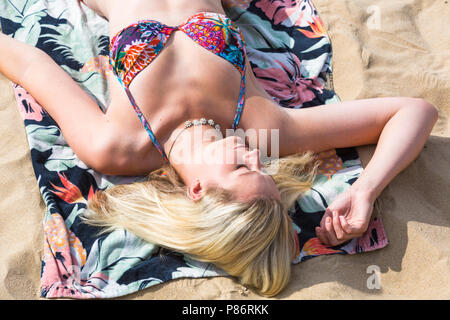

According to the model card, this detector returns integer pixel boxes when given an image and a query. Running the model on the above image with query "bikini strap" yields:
[117,78,169,162]
[231,25,247,130]
[232,62,246,130]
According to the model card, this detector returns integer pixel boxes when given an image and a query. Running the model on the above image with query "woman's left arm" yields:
[279,97,439,245]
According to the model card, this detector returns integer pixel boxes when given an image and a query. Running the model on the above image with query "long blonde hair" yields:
[82,152,318,297]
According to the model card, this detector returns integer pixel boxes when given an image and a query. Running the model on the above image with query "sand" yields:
[0,0,449,299]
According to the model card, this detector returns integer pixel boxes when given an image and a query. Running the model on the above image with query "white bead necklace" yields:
[167,118,222,160]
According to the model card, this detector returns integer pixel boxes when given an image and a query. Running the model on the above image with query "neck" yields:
[163,124,223,184]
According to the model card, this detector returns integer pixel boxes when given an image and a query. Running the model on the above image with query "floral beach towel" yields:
[0,0,388,299]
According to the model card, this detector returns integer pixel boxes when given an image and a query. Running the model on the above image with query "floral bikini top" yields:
[109,12,247,162]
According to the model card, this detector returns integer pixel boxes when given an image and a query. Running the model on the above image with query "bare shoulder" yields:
[238,91,290,158]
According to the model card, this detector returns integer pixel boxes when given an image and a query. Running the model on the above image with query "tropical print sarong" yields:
[0,0,388,299]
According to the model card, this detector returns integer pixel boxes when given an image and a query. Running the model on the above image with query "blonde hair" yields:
[82,152,318,297]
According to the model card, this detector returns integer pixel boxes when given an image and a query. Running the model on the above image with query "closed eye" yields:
[235,164,248,170]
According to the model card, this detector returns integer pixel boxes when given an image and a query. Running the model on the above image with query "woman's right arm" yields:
[0,32,36,84]
[0,33,116,173]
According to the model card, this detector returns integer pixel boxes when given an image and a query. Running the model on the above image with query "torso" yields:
[81,0,286,174]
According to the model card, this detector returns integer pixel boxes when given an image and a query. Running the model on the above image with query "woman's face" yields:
[199,135,280,202]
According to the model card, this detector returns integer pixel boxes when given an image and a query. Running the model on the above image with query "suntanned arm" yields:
[280,97,438,200]
[0,32,116,172]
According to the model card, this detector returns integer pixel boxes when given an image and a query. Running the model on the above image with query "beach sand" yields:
[0,0,449,299]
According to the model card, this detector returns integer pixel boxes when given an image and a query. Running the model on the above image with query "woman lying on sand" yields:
[0,0,438,296]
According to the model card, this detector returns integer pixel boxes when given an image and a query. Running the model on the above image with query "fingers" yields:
[315,227,327,244]
[317,210,355,246]
[316,205,370,247]
[339,215,353,234]
[317,209,359,246]
[317,210,329,243]
[341,216,367,237]
[320,208,332,231]
[316,215,340,246]
[315,227,333,247]
[332,211,345,241]
[324,215,340,245]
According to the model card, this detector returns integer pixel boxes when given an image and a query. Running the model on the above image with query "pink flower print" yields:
[255,0,309,25]
[252,54,323,107]
[42,213,89,298]
[352,216,388,254]
[13,84,46,121]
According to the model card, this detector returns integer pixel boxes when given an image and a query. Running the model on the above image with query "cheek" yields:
[202,163,231,189]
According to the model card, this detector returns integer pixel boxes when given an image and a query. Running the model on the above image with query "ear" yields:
[188,178,204,202]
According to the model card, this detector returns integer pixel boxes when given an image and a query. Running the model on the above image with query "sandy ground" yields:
[0,0,449,299]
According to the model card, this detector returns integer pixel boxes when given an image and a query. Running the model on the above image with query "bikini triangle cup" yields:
[109,11,247,162]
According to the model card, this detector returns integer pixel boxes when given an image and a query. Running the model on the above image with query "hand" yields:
[315,186,375,246]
